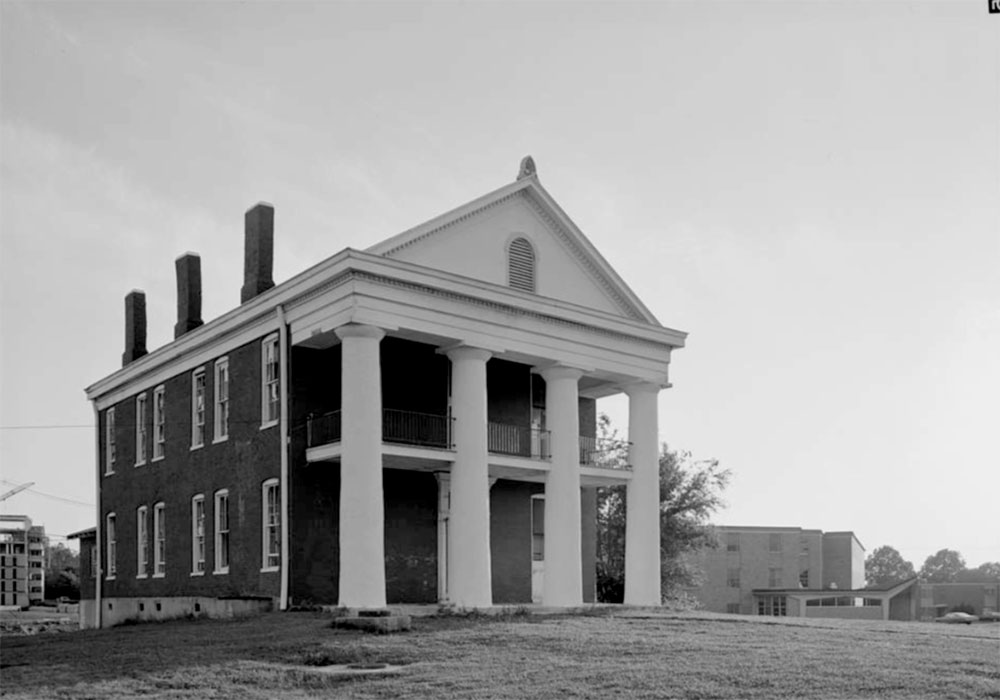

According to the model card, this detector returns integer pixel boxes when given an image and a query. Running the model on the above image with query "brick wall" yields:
[490,479,543,603]
[98,335,281,600]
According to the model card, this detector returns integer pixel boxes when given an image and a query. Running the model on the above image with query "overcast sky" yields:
[1,1,997,572]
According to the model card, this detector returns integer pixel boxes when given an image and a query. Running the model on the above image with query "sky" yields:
[1,1,997,573]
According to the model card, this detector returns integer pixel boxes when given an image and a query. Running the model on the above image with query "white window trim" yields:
[214,489,229,575]
[136,505,148,579]
[135,393,147,467]
[105,513,117,580]
[105,407,116,475]
[260,334,279,429]
[261,478,280,572]
[213,357,229,444]
[152,385,165,462]
[191,368,206,449]
[153,502,166,578]
[191,494,206,576]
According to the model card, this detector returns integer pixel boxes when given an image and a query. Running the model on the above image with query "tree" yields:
[864,546,916,587]
[918,549,966,583]
[44,543,80,600]
[595,415,729,603]
[954,562,1000,583]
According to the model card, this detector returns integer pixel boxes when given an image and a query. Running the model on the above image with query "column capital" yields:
[537,364,584,382]
[445,345,492,363]
[623,381,662,397]
[335,323,385,341]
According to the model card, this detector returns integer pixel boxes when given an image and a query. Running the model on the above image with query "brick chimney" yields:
[122,290,148,367]
[241,203,275,303]
[174,252,204,339]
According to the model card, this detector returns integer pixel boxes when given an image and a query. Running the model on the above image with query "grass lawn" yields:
[1,608,998,699]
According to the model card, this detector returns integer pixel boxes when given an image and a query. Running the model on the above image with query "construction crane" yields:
[0,482,34,502]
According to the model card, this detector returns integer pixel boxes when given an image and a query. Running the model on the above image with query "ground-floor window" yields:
[757,595,787,616]
[262,479,280,570]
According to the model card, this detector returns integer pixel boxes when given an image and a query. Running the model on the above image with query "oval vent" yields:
[507,237,536,292]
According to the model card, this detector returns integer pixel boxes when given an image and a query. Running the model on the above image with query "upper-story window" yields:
[261,335,279,427]
[214,358,229,442]
[152,385,165,461]
[135,394,147,466]
[507,236,536,293]
[105,407,116,474]
[192,369,206,448]
[769,534,783,553]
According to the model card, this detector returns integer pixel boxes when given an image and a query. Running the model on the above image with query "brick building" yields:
[80,157,687,628]
[689,526,866,617]
[0,515,47,607]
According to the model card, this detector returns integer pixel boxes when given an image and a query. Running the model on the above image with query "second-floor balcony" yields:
[305,410,631,471]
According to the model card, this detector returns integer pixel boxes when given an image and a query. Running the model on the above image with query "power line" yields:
[0,480,93,507]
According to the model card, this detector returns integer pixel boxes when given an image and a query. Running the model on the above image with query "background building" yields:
[691,525,864,616]
[0,515,47,607]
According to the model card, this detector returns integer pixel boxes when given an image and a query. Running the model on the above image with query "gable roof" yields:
[365,160,661,325]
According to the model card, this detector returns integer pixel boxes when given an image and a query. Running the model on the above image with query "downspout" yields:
[278,304,289,611]
[92,402,102,629]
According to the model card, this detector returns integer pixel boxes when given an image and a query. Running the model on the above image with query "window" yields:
[769,533,782,553]
[726,603,741,614]
[507,236,536,292]
[262,335,279,426]
[192,370,206,447]
[136,506,148,578]
[214,358,229,442]
[757,595,787,616]
[153,502,165,577]
[799,569,810,588]
[152,385,165,460]
[191,495,205,574]
[262,479,280,570]
[726,532,740,552]
[769,567,782,588]
[105,513,117,579]
[135,394,147,466]
[214,490,229,573]
[727,568,740,588]
[105,407,116,474]
[531,495,545,562]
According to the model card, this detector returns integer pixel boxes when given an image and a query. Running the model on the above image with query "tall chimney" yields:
[174,252,204,339]
[241,202,275,303]
[122,290,148,367]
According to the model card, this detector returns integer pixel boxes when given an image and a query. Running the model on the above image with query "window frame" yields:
[262,479,281,571]
[726,567,740,588]
[105,407,116,474]
[191,495,206,575]
[105,513,117,580]
[261,335,280,428]
[214,357,229,443]
[153,502,166,578]
[152,385,165,461]
[135,393,147,467]
[191,368,206,448]
[769,533,783,553]
[768,567,783,588]
[136,505,148,579]
[214,489,229,574]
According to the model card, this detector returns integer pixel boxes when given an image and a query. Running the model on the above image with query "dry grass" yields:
[2,609,998,699]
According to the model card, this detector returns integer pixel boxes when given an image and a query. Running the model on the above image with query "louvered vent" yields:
[507,237,536,292]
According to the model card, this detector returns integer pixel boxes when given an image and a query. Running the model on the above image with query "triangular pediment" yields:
[366,173,658,324]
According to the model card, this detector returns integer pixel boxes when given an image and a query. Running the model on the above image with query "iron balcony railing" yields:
[306,409,453,450]
[382,408,453,449]
[487,422,551,460]
[578,436,632,470]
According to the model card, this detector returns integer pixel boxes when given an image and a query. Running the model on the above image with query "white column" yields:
[446,346,493,608]
[541,366,584,607]
[336,324,386,609]
[624,382,661,606]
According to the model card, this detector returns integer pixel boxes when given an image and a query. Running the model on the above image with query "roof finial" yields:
[517,155,536,180]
